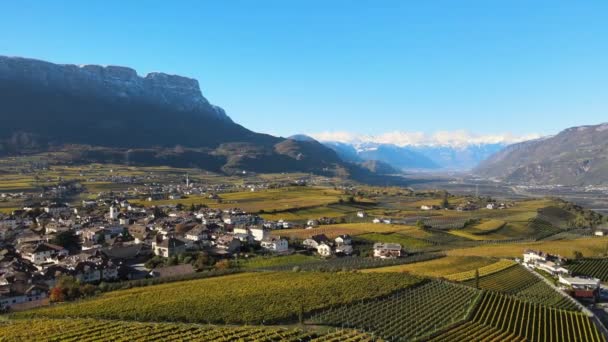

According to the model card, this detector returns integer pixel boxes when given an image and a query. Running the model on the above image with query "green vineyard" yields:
[431,291,605,342]
[568,258,608,281]
[308,280,480,341]
[462,264,578,310]
[0,318,380,342]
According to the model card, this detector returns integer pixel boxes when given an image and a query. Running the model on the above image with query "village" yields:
[0,187,405,312]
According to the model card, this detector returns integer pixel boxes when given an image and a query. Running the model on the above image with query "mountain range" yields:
[475,123,608,185]
[0,56,391,182]
[319,140,507,171]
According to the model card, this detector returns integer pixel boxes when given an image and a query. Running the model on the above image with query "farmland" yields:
[14,272,421,324]
[0,318,378,342]
[430,291,605,342]
[567,258,608,281]
[447,237,608,258]
[309,280,480,341]
[362,256,498,278]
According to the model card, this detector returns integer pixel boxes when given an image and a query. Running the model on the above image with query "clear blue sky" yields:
[2,1,607,138]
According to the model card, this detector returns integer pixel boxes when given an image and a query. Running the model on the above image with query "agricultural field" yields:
[0,318,378,342]
[462,264,578,310]
[363,256,498,278]
[282,223,415,239]
[14,272,421,324]
[446,259,516,281]
[447,237,608,259]
[356,233,433,250]
[309,280,481,341]
[254,254,445,272]
[567,258,608,281]
[431,291,604,342]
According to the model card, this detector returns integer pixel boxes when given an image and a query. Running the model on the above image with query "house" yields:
[19,243,68,265]
[536,260,568,275]
[215,235,241,253]
[260,237,289,253]
[72,262,102,283]
[356,211,366,218]
[335,244,353,255]
[152,238,187,258]
[303,234,330,249]
[486,203,498,210]
[372,218,381,224]
[306,219,318,227]
[316,242,333,257]
[523,250,547,264]
[558,275,600,290]
[594,229,608,237]
[185,226,208,242]
[420,205,438,211]
[373,243,402,259]
[249,227,269,242]
[335,235,352,246]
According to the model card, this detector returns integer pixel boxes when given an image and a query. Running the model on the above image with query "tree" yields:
[214,259,231,270]
[49,287,65,302]
[475,269,480,289]
[51,231,80,253]
[441,192,450,209]
[194,252,209,271]
[574,251,584,259]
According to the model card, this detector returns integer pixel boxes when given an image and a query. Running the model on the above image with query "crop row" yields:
[446,259,515,282]
[308,280,480,341]
[0,318,381,342]
[429,291,603,342]
[462,264,578,310]
[14,272,421,325]
[567,258,608,281]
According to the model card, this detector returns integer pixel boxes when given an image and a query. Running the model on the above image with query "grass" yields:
[237,254,319,269]
[356,233,433,250]
[15,272,421,324]
[362,256,497,278]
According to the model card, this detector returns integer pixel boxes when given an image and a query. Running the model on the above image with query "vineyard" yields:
[568,258,608,281]
[13,272,421,324]
[254,253,445,272]
[362,256,497,277]
[308,280,480,341]
[430,291,605,342]
[0,318,381,342]
[462,265,578,310]
[445,259,515,281]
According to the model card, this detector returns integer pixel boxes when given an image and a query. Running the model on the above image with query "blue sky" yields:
[2,1,607,143]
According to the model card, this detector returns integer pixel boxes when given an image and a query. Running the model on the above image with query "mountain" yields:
[0,56,365,177]
[321,140,504,171]
[409,144,507,170]
[475,123,608,185]
[358,160,400,175]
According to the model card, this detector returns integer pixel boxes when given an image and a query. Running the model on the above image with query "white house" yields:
[523,250,547,264]
[373,243,402,259]
[250,227,269,242]
[558,275,600,290]
[335,235,352,246]
[317,242,333,257]
[260,237,289,253]
[356,211,366,218]
[372,218,381,224]
[335,244,353,255]
[19,243,68,265]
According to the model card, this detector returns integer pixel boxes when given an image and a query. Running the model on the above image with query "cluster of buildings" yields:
[522,250,600,299]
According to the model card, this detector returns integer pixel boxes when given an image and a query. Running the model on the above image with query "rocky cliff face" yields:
[0,56,230,120]
[475,123,608,185]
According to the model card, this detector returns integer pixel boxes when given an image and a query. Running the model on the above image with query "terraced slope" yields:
[430,291,603,342]
[462,264,578,310]
[309,280,480,341]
